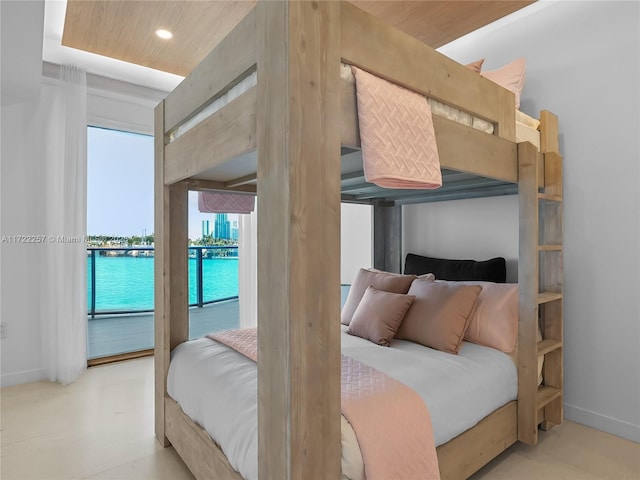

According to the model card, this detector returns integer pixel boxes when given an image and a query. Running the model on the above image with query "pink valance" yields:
[198,192,255,214]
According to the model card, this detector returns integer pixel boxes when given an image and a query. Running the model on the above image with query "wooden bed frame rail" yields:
[155,2,563,479]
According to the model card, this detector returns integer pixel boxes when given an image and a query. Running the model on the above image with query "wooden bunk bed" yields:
[154,3,564,479]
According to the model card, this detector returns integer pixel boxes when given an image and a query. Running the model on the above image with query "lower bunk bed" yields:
[163,258,544,480]
[168,324,518,480]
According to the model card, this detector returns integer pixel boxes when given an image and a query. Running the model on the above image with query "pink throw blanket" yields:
[351,66,442,190]
[208,328,440,480]
[198,192,255,214]
[208,327,258,361]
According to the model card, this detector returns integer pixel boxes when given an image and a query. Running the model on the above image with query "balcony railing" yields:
[87,246,239,318]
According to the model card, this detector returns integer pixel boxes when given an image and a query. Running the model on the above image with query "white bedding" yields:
[167,326,517,480]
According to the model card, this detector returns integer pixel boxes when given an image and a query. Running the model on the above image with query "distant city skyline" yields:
[188,193,238,240]
[87,127,238,241]
[201,215,238,241]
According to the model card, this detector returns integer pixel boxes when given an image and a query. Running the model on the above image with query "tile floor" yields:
[1,357,638,480]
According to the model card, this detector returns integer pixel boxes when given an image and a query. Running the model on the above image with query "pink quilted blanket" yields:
[198,191,255,214]
[351,66,442,190]
[208,329,440,480]
[208,327,258,361]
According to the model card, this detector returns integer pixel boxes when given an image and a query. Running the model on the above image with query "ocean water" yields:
[87,255,238,313]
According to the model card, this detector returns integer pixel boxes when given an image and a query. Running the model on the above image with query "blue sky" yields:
[87,127,236,240]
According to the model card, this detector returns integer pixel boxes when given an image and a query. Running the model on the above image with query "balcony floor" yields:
[87,299,240,359]
[87,286,351,360]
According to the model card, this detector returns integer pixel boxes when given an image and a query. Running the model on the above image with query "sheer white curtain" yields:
[238,209,257,328]
[35,66,88,384]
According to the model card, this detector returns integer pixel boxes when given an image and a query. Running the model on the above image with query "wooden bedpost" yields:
[256,1,342,479]
[517,141,541,445]
[373,202,402,273]
[154,100,189,447]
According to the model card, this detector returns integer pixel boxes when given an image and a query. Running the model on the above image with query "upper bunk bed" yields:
[154,2,564,480]
[159,3,556,205]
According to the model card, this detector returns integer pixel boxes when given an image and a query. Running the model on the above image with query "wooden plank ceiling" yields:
[62,1,534,77]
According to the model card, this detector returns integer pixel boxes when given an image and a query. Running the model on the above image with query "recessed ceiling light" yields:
[155,29,174,40]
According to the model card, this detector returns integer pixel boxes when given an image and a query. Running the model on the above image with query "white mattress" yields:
[167,326,517,480]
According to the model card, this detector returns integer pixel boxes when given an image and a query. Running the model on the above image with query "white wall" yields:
[0,0,48,385]
[1,1,44,106]
[404,1,639,442]
[1,101,47,385]
[341,203,372,284]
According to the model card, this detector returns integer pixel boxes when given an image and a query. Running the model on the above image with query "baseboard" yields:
[564,403,640,443]
[0,368,46,388]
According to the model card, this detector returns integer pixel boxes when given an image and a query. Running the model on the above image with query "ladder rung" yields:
[538,244,562,251]
[538,292,562,304]
[538,339,562,356]
[537,386,562,409]
[538,192,562,202]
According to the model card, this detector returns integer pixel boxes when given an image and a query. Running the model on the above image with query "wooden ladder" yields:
[518,111,564,445]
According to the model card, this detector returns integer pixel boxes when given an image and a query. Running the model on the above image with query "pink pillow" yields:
[465,58,485,73]
[482,58,526,109]
[341,268,421,326]
[435,280,518,353]
[396,279,481,354]
[347,286,415,347]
